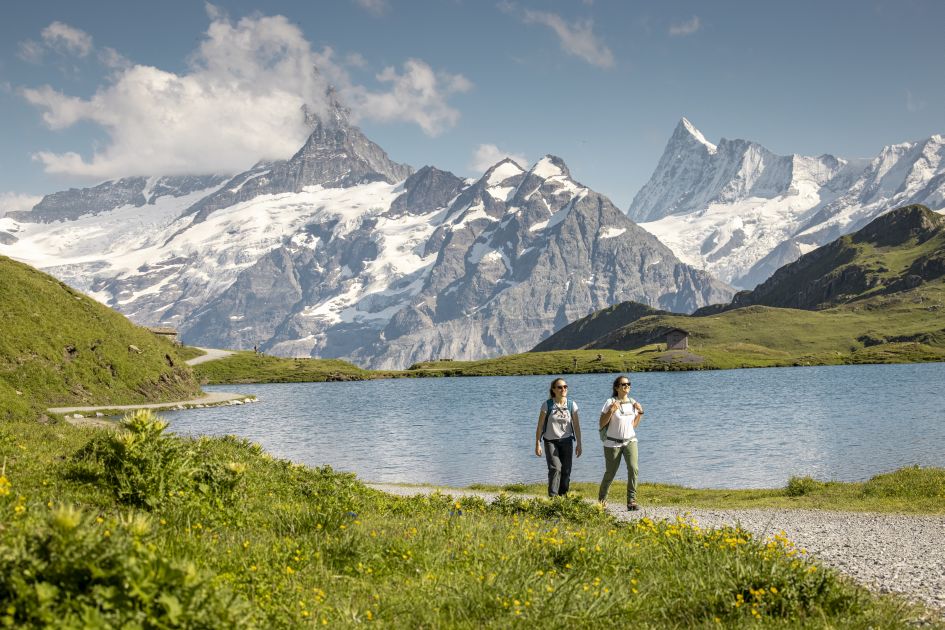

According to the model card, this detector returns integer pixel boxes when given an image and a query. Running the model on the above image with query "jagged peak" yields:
[482,158,526,186]
[528,155,571,180]
[673,117,717,154]
[302,85,351,129]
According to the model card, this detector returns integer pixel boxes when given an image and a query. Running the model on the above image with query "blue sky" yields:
[1,0,943,212]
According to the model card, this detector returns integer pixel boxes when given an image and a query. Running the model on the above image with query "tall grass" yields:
[0,412,927,627]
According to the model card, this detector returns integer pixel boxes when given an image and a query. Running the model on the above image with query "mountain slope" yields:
[631,119,945,288]
[719,205,945,311]
[182,155,733,368]
[533,205,945,366]
[531,301,666,351]
[0,256,201,420]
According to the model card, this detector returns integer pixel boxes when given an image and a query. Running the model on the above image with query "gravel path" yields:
[185,347,235,366]
[368,483,945,615]
[49,391,255,418]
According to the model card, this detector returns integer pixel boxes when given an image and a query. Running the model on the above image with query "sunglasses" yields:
[618,382,631,387]
[555,385,569,390]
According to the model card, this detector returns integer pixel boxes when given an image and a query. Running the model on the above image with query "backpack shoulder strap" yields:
[541,399,553,439]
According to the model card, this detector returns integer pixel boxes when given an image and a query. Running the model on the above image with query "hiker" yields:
[597,375,644,510]
[535,378,582,497]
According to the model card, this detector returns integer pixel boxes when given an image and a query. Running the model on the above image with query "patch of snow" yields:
[487,161,524,185]
[487,185,516,201]
[600,227,626,239]
[531,157,563,180]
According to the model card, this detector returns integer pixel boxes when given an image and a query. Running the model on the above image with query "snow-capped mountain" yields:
[1,104,731,368]
[631,119,945,288]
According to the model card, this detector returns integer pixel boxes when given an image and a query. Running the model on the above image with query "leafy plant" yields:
[0,504,249,628]
[71,410,245,510]
[785,475,824,497]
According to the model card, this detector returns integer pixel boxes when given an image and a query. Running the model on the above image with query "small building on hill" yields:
[148,326,180,346]
[665,328,689,351]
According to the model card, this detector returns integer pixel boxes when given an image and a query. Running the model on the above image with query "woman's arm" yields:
[535,408,546,456]
[632,401,644,428]
[572,411,582,457]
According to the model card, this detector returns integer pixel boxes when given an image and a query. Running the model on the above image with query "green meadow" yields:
[0,411,935,628]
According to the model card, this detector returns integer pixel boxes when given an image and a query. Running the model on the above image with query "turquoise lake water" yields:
[161,362,945,489]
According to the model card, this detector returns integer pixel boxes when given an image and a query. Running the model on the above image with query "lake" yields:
[162,362,945,489]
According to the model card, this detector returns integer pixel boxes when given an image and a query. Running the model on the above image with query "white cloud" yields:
[469,144,529,173]
[20,11,471,179]
[669,16,701,37]
[18,21,95,66]
[98,47,131,70]
[522,9,614,68]
[345,59,472,136]
[17,40,45,64]
[0,192,43,215]
[41,22,94,57]
[353,0,390,17]
[344,52,368,68]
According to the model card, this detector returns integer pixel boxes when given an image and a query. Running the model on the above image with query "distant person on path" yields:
[535,378,582,497]
[598,375,644,510]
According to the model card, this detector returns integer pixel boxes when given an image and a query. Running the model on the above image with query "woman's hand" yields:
[576,442,582,457]
[535,442,542,457]
[609,401,620,415]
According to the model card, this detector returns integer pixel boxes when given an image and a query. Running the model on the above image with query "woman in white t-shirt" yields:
[534,378,583,497]
[597,375,644,510]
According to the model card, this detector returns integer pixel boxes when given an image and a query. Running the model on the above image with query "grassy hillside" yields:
[531,301,666,351]
[721,205,945,311]
[0,412,931,626]
[0,255,201,419]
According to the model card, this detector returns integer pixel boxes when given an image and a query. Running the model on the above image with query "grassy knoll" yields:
[193,351,387,384]
[469,466,945,515]
[0,413,932,627]
[0,256,200,419]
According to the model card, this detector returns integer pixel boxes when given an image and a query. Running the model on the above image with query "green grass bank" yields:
[0,413,935,627]
[0,255,201,420]
[469,466,945,515]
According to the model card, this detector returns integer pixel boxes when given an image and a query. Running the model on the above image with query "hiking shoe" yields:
[627,502,640,511]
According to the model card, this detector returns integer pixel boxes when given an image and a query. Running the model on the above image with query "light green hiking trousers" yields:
[598,440,639,504]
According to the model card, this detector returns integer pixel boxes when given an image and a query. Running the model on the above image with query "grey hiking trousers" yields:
[543,437,574,497]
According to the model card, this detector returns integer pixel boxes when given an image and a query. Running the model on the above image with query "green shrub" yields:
[0,504,249,628]
[489,493,609,524]
[862,466,945,499]
[785,475,824,497]
[71,410,245,510]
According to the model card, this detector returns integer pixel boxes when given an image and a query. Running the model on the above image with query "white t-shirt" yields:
[541,399,578,440]
[600,397,638,447]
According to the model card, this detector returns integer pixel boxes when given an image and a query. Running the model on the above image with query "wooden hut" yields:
[148,326,180,346]
[665,328,689,350]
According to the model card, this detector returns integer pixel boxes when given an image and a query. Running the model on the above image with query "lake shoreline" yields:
[192,347,945,385]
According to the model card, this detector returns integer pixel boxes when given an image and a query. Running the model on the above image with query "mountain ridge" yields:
[1,111,732,368]
[633,119,945,288]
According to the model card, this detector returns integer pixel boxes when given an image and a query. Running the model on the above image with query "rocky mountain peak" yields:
[528,155,572,180]
[180,88,413,224]
[482,158,526,186]
[674,117,717,154]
